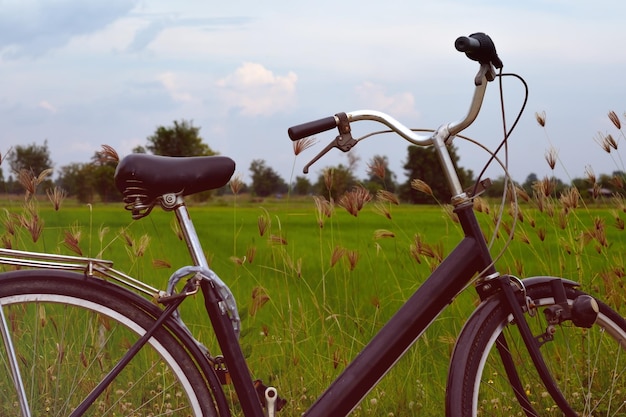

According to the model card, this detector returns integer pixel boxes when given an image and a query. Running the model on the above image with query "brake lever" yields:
[302,112,357,173]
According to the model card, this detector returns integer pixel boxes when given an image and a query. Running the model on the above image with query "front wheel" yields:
[447,279,626,416]
[0,270,224,416]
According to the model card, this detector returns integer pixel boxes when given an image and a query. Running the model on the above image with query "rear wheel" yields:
[447,280,626,416]
[0,270,223,416]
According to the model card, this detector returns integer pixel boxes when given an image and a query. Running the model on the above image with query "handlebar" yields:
[455,32,503,69]
[287,32,502,192]
[288,116,338,141]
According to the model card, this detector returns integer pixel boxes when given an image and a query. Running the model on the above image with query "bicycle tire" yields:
[446,279,626,416]
[0,269,225,416]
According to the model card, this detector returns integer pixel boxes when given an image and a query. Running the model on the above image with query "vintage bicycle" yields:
[0,33,624,416]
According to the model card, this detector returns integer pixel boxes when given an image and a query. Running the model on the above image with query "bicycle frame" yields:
[0,34,608,416]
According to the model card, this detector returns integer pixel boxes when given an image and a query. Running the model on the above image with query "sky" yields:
[2,0,626,188]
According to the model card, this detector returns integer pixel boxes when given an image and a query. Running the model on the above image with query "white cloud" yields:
[38,100,58,113]
[216,62,297,116]
[0,0,138,58]
[354,82,419,119]
[157,72,194,103]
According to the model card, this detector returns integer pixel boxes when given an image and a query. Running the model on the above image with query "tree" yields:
[8,140,53,174]
[400,144,473,204]
[292,176,312,195]
[144,120,215,156]
[522,173,538,194]
[56,150,120,203]
[313,164,357,198]
[249,159,287,197]
[7,141,54,193]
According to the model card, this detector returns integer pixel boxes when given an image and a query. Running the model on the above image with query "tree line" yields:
[1,119,624,204]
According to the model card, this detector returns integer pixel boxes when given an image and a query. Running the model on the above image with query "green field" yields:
[1,193,625,415]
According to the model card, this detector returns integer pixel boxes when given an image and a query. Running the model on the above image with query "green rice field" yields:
[1,193,625,416]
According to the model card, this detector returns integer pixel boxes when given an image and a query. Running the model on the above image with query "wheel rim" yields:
[0,293,205,416]
[473,296,626,416]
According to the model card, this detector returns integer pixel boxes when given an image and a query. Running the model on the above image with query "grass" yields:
[1,185,625,416]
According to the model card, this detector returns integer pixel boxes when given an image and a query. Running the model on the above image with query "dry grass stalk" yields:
[517,230,531,245]
[258,214,270,237]
[97,145,119,164]
[367,156,387,180]
[410,179,434,197]
[473,197,490,214]
[585,165,596,184]
[170,218,183,240]
[46,186,66,211]
[323,168,333,192]
[611,195,626,212]
[582,217,608,249]
[2,209,17,236]
[250,287,270,316]
[373,202,392,219]
[281,252,302,278]
[19,202,43,243]
[135,234,150,257]
[410,234,443,263]
[269,234,287,245]
[230,256,244,265]
[229,173,244,195]
[606,134,618,150]
[612,211,624,230]
[373,229,395,239]
[609,110,621,129]
[246,246,256,264]
[591,183,602,199]
[152,259,172,269]
[17,168,52,199]
[535,111,546,127]
[345,250,359,271]
[330,246,346,267]
[293,137,317,156]
[338,186,372,217]
[559,187,580,213]
[62,224,82,256]
[545,147,557,170]
[536,227,546,242]
[610,174,624,190]
[533,177,556,198]
[376,190,399,205]
[515,186,530,203]
[595,132,612,153]
[313,196,333,228]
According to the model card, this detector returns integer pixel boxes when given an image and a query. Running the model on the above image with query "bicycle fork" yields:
[495,275,598,417]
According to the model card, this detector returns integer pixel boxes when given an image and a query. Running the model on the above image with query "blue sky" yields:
[2,0,625,187]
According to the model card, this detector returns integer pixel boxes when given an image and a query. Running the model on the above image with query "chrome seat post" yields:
[161,193,209,269]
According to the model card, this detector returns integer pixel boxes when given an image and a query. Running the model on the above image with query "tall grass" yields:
[2,110,626,415]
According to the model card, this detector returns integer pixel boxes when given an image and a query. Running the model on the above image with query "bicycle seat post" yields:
[161,193,210,269]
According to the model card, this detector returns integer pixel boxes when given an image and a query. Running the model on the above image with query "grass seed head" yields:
[545,147,557,170]
[410,179,434,197]
[367,156,387,180]
[293,137,317,156]
[609,110,621,129]
[535,111,546,127]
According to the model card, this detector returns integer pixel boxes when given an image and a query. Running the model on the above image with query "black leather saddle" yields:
[114,154,236,202]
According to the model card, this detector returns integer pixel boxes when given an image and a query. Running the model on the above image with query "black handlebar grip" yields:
[455,32,503,69]
[288,116,337,141]
[454,36,481,53]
